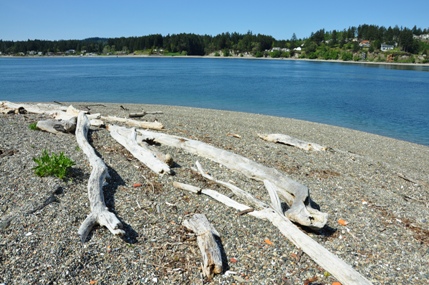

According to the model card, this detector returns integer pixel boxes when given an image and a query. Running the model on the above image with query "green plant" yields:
[33,150,75,179]
[29,122,39,130]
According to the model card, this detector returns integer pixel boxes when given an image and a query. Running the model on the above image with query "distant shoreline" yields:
[1,53,428,67]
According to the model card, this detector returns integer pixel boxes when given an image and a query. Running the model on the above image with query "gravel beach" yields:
[1,102,428,285]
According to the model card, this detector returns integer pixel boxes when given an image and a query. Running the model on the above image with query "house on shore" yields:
[270,47,290,52]
[413,34,429,40]
[359,40,371,48]
[381,44,394,52]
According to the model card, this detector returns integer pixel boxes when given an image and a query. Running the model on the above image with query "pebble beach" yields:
[1,102,428,285]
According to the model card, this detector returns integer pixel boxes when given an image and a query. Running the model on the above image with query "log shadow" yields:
[68,167,89,183]
[104,164,138,244]
[214,235,230,273]
[318,224,337,237]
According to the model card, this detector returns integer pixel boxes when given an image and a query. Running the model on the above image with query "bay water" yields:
[1,57,428,146]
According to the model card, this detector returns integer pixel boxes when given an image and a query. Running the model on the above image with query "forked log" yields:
[134,129,327,229]
[101,115,164,130]
[258,133,327,151]
[173,181,252,212]
[183,214,223,278]
[76,112,125,242]
[108,124,171,175]
[174,181,372,285]
[193,161,267,210]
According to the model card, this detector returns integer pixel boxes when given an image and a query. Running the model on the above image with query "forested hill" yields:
[1,24,429,63]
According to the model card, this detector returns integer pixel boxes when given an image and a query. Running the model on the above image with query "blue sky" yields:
[1,0,428,41]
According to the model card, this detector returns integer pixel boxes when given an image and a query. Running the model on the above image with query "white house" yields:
[270,47,290,52]
[381,44,394,52]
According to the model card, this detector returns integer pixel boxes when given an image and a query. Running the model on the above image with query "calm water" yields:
[1,57,429,146]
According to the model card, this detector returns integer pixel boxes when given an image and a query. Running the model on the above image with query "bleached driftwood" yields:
[54,105,91,120]
[135,129,327,229]
[174,181,372,285]
[36,117,77,134]
[0,101,68,115]
[89,118,105,128]
[193,161,267,210]
[53,105,85,120]
[108,124,171,175]
[76,112,125,242]
[101,115,164,130]
[183,214,223,278]
[129,110,163,118]
[173,182,252,212]
[258,133,327,151]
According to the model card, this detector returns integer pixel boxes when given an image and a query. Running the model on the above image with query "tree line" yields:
[1,24,428,62]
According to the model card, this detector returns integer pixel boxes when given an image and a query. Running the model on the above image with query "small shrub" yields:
[254,51,264,58]
[270,50,282,58]
[341,52,353,61]
[29,122,39,130]
[281,51,290,58]
[33,150,75,179]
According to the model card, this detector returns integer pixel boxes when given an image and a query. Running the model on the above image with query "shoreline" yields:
[11,100,429,147]
[10,100,429,178]
[1,102,429,284]
[2,53,429,67]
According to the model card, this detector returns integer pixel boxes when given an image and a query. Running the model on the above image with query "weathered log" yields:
[182,214,223,278]
[76,112,125,242]
[128,111,163,118]
[53,105,83,120]
[55,108,102,127]
[265,180,283,214]
[258,133,327,151]
[36,117,77,134]
[174,181,372,285]
[89,118,105,128]
[1,101,68,115]
[108,124,171,175]
[135,129,327,229]
[173,182,252,212]
[0,101,95,125]
[193,161,267,210]
[101,115,164,130]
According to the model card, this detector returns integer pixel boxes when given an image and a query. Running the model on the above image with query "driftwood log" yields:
[133,128,327,229]
[101,115,164,130]
[108,124,171,175]
[174,178,372,285]
[258,133,328,151]
[76,112,125,242]
[183,214,223,278]
[128,110,163,118]
[53,105,86,120]
[0,101,68,115]
[193,161,267,210]
[36,117,77,134]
